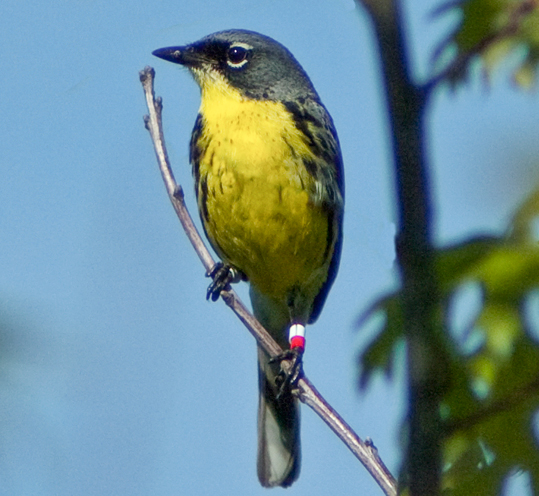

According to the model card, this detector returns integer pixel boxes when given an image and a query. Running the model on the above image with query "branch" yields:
[357,1,446,495]
[444,375,539,435]
[139,66,397,496]
[424,0,538,93]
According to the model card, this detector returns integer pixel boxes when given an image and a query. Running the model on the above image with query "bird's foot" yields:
[206,263,240,301]
[270,346,304,400]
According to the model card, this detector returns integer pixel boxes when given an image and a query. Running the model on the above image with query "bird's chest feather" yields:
[194,90,328,296]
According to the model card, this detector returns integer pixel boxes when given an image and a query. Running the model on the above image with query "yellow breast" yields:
[195,83,329,299]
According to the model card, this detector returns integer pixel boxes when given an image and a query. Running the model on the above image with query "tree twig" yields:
[424,0,538,93]
[139,66,397,496]
[444,374,539,435]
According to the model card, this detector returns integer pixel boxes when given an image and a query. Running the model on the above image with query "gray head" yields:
[153,29,319,101]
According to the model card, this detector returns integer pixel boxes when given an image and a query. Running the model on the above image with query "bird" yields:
[153,29,344,488]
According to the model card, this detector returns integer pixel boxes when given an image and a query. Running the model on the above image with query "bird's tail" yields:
[257,346,301,487]
[250,286,301,487]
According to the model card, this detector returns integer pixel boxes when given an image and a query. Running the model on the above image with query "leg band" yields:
[289,324,306,350]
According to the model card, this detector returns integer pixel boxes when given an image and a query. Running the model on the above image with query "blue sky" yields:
[1,0,538,495]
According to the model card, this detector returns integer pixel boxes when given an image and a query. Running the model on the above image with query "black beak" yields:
[152,46,187,65]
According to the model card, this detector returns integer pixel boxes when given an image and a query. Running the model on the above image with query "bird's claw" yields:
[270,347,304,400]
[206,263,241,301]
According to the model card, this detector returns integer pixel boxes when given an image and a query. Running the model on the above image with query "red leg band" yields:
[290,335,305,350]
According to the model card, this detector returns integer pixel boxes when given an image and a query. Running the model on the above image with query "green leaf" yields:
[358,186,539,493]
[357,295,405,389]
[434,0,539,88]
[442,336,539,495]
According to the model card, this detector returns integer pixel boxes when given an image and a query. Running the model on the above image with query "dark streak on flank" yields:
[283,100,323,143]
[302,158,318,179]
[190,114,204,184]
[199,176,210,223]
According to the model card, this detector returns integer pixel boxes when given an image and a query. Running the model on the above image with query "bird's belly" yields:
[200,143,328,298]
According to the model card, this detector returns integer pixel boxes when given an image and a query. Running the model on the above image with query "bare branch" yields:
[140,67,214,273]
[356,0,445,495]
[139,66,397,496]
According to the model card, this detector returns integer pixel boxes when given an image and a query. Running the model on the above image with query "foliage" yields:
[357,0,539,492]
[358,187,539,494]
[433,0,539,88]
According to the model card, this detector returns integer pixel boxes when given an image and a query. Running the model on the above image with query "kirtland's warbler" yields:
[153,29,344,488]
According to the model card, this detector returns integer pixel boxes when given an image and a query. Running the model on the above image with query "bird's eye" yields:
[227,45,249,68]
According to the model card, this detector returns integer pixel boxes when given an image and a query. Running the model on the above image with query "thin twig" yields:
[139,66,397,496]
[424,0,538,94]
[444,375,539,435]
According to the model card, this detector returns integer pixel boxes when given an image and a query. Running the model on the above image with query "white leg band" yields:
[289,324,305,339]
